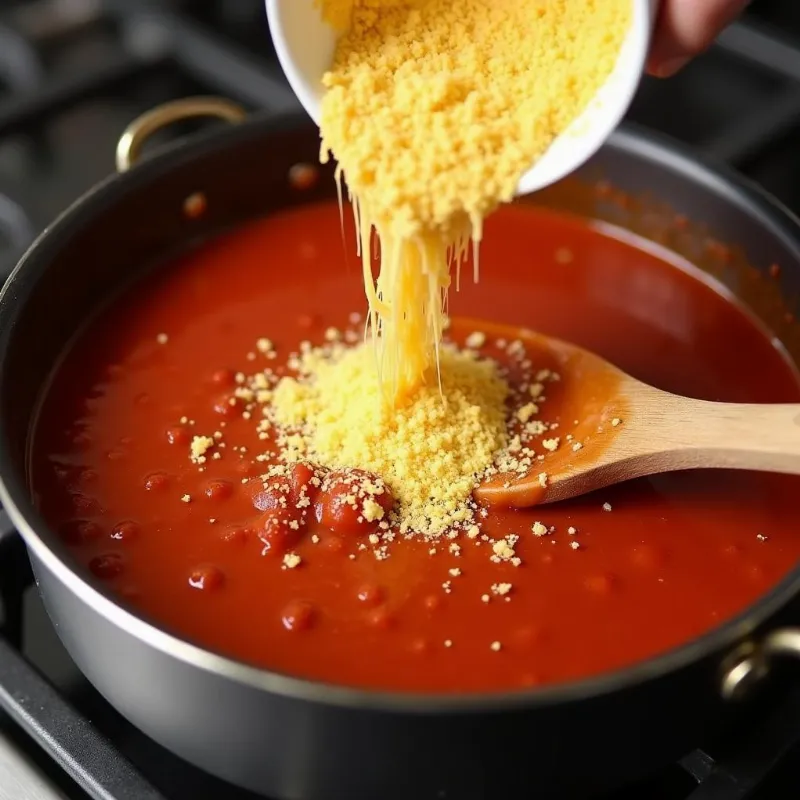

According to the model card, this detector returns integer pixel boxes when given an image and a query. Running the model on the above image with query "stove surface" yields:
[2,1,800,799]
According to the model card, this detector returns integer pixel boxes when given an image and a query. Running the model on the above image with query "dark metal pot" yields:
[1,96,800,800]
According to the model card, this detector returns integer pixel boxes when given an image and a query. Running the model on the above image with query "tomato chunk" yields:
[316,469,394,536]
[250,462,324,512]
[259,506,307,555]
[289,461,325,505]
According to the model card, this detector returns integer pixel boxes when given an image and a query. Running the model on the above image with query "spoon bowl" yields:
[265,0,659,195]
[466,319,800,507]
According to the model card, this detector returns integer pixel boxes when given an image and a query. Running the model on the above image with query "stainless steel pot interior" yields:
[0,103,799,798]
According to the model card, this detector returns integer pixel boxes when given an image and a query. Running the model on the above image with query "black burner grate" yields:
[1,1,800,798]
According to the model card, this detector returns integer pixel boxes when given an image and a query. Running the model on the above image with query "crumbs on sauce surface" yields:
[168,313,608,630]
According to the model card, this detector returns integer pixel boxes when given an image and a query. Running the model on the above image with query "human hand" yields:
[647,0,751,77]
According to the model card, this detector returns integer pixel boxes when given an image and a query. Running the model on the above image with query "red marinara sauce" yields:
[29,201,800,693]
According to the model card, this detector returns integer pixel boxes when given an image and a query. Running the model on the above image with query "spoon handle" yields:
[634,390,800,476]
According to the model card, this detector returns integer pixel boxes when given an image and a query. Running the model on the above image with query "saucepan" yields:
[1,97,800,799]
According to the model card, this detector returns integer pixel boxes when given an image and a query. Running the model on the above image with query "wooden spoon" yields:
[469,320,800,508]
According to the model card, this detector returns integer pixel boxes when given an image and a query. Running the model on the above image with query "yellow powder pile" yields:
[271,341,509,535]
[317,0,631,402]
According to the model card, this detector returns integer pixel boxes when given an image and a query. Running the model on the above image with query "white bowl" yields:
[266,0,659,195]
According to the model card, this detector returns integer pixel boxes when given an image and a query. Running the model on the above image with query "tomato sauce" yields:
[29,201,800,693]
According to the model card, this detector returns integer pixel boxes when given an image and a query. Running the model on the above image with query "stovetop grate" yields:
[2,1,800,798]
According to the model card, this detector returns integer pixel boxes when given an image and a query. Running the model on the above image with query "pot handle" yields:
[115,96,247,173]
[721,628,800,701]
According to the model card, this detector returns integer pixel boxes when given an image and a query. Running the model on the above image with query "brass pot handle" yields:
[721,627,800,701]
[116,96,247,173]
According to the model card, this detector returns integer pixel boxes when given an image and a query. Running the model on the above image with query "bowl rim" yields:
[2,109,800,714]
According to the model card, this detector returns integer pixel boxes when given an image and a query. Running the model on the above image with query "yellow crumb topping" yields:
[282,553,302,569]
[361,497,386,522]
[531,521,548,537]
[177,317,602,558]
[271,340,508,535]
[317,0,631,401]
[189,435,215,465]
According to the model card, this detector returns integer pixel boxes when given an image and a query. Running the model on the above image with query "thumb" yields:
[647,0,751,77]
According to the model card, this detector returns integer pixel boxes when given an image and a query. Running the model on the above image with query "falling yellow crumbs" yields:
[318,0,631,236]
[316,0,632,403]
[271,341,509,536]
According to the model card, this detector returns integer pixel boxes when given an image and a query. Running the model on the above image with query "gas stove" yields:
[2,1,800,798]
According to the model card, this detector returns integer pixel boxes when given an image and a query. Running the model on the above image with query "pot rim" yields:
[1,109,800,714]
